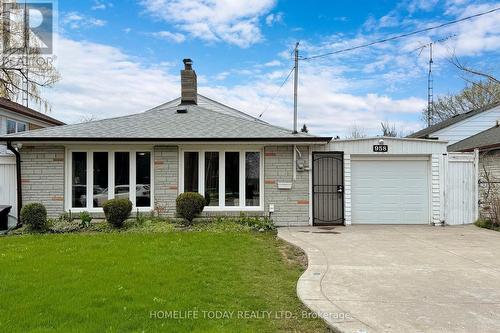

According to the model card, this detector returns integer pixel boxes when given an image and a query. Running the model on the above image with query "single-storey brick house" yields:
[2,59,477,226]
[2,60,331,226]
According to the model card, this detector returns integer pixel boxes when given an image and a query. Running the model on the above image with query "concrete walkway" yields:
[278,225,500,333]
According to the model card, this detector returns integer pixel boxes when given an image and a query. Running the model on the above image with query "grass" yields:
[0,224,329,332]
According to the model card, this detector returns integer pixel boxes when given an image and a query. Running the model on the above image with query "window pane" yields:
[6,120,16,134]
[245,152,260,206]
[17,122,27,132]
[205,152,219,206]
[136,152,151,207]
[93,152,108,208]
[72,152,87,208]
[184,152,199,193]
[115,152,130,201]
[225,152,240,206]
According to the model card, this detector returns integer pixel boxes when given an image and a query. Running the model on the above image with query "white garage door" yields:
[351,159,430,224]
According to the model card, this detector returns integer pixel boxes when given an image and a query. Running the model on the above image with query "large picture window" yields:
[204,152,219,206]
[181,149,262,210]
[69,149,152,210]
[72,152,87,208]
[225,152,240,206]
[136,152,151,207]
[245,152,260,207]
[184,152,199,193]
[93,152,108,208]
[114,152,130,200]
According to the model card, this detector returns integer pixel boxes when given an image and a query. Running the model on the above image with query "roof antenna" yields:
[427,42,433,127]
[414,35,456,127]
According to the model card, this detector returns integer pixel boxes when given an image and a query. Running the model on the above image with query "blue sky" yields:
[43,0,500,136]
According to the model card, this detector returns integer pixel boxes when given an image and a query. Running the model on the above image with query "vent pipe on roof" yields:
[180,58,197,105]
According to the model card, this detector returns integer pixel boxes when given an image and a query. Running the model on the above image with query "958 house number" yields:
[373,145,389,152]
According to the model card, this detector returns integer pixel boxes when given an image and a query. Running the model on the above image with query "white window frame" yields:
[179,146,264,212]
[65,146,154,213]
[6,118,27,134]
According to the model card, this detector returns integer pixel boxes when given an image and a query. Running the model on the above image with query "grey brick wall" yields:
[264,145,310,226]
[153,146,178,217]
[20,146,65,218]
[17,144,312,225]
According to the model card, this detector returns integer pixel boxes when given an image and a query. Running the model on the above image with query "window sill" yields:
[67,207,153,213]
[204,206,264,212]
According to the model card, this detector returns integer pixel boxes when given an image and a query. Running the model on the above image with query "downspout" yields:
[7,141,22,227]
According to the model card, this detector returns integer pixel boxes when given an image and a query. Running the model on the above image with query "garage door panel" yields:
[351,160,429,224]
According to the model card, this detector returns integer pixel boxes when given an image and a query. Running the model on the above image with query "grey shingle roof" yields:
[151,94,266,123]
[1,102,330,142]
[408,101,500,139]
[448,125,500,152]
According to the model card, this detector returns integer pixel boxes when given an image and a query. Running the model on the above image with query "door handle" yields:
[337,185,343,193]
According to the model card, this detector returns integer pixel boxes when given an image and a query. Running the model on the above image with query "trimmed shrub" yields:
[21,203,48,231]
[103,199,132,228]
[176,192,206,223]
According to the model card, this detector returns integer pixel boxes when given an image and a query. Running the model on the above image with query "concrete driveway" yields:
[278,225,500,333]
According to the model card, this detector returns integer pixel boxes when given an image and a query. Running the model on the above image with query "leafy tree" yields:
[0,0,60,110]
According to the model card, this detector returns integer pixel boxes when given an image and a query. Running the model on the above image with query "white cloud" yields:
[41,35,424,136]
[139,0,276,47]
[152,30,186,43]
[262,60,282,67]
[265,12,283,26]
[408,0,440,13]
[91,1,113,10]
[45,36,179,123]
[200,60,426,136]
[62,12,107,29]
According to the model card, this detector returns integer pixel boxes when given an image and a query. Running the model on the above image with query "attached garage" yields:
[312,137,477,226]
[351,158,429,224]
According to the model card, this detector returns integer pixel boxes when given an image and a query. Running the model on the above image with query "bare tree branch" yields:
[451,55,500,84]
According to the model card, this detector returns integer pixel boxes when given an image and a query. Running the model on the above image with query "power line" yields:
[301,7,500,61]
[258,65,295,118]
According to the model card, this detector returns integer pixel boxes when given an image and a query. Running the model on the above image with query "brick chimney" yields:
[180,58,197,105]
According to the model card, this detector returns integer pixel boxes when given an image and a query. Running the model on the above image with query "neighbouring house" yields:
[0,98,65,224]
[409,102,500,218]
[0,59,478,226]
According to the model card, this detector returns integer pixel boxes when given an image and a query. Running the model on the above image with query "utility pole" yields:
[427,42,433,127]
[293,42,299,134]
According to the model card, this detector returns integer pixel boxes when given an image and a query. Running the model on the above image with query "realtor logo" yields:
[1,1,54,55]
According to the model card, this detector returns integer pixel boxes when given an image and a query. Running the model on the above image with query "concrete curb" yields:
[278,227,373,333]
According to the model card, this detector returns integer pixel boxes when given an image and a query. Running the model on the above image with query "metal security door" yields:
[313,153,344,225]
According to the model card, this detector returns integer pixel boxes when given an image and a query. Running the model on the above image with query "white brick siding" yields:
[20,146,65,218]
[264,145,310,226]
[153,146,178,217]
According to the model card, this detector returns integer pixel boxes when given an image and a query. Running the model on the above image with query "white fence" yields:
[444,151,479,225]
[0,155,17,221]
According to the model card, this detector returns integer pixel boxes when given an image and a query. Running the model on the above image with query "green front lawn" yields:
[0,229,328,332]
